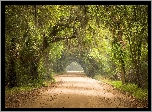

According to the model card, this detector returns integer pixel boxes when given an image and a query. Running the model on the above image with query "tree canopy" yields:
[5,5,148,89]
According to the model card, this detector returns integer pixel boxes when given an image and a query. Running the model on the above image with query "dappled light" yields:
[4,4,148,109]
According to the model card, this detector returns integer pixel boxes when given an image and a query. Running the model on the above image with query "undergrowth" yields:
[94,75,148,102]
[5,77,56,96]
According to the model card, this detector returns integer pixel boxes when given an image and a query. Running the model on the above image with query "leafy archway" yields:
[66,61,84,72]
[52,50,101,78]
[5,5,148,89]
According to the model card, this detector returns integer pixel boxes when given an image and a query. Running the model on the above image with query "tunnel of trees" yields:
[5,5,148,89]
[66,61,84,71]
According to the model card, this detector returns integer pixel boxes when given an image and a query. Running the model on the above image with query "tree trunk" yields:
[120,58,126,84]
[8,58,17,88]
[30,57,40,80]
[137,40,142,88]
[118,29,126,85]
[8,37,17,88]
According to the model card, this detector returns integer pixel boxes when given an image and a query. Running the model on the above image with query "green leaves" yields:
[49,43,64,60]
[5,5,148,89]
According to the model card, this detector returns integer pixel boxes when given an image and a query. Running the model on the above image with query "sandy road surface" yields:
[5,73,146,108]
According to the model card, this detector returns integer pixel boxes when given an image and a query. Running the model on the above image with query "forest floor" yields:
[5,73,148,108]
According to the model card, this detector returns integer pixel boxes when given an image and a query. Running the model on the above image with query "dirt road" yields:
[5,73,146,108]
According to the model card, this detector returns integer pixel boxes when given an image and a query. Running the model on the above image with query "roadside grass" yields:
[5,78,56,96]
[94,75,148,102]
[5,86,35,96]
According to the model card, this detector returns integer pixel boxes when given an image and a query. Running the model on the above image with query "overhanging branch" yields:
[51,35,77,43]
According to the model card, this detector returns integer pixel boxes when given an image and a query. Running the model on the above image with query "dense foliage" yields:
[5,5,148,89]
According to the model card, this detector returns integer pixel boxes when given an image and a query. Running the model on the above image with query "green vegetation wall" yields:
[5,5,148,89]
